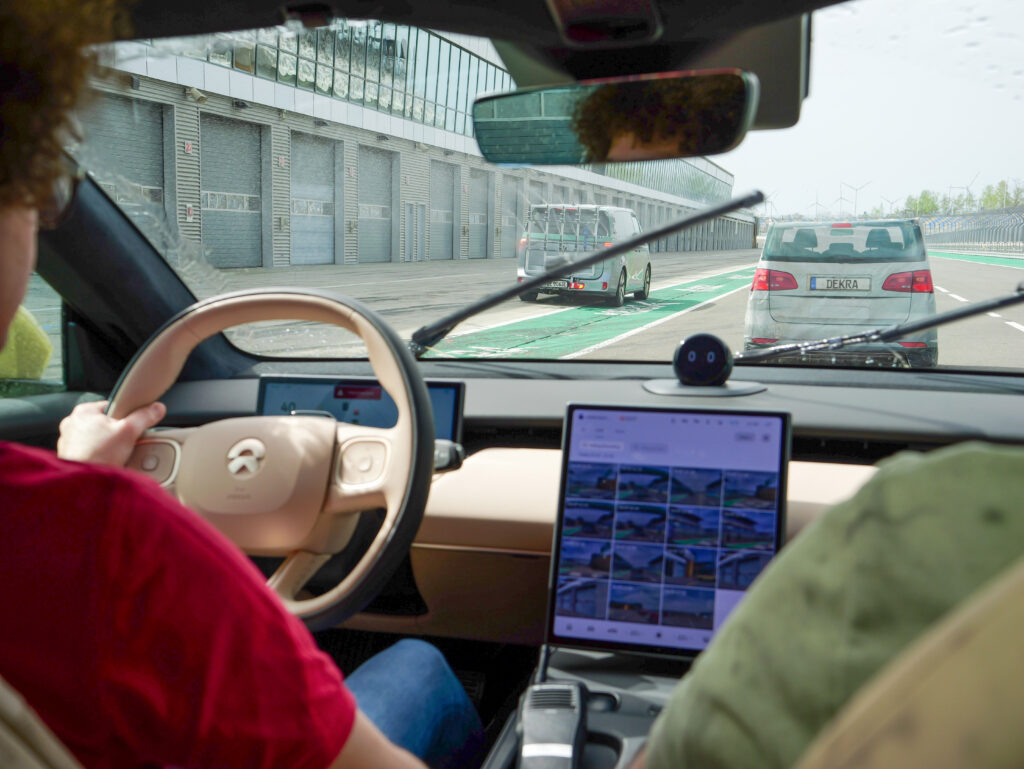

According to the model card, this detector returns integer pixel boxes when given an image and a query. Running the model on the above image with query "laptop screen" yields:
[547,405,790,658]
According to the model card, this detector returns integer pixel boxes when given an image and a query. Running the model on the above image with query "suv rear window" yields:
[763,222,925,263]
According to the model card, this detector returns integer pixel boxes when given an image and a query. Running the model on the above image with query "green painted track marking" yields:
[930,251,1024,269]
[425,266,756,359]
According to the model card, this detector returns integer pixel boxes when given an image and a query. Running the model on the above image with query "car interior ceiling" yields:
[124,0,846,53]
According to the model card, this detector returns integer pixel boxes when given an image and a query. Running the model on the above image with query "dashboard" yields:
[256,375,464,441]
[147,363,1024,644]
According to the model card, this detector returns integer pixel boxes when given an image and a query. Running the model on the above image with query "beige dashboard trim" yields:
[416,448,877,551]
[343,448,879,642]
[412,542,548,558]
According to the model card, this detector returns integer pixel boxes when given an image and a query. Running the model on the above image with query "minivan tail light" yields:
[603,242,613,248]
[882,270,933,293]
[752,268,798,291]
[898,342,927,348]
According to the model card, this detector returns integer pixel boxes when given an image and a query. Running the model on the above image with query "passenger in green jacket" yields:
[634,441,1024,769]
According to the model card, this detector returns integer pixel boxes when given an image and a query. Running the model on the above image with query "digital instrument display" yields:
[257,376,463,441]
[548,405,789,658]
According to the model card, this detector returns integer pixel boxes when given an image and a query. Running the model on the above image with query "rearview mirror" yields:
[472,69,759,165]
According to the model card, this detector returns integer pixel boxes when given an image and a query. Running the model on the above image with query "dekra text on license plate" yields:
[809,277,870,291]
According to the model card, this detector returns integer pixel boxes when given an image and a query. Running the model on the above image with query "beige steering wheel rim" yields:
[109,290,434,629]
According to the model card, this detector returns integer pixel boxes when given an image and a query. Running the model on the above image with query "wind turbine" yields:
[841,180,871,218]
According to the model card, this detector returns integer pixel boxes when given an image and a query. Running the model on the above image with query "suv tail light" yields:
[752,268,798,291]
[882,270,934,293]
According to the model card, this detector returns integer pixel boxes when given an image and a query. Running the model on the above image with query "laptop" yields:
[547,404,790,658]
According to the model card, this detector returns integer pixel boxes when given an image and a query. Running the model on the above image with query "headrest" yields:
[793,229,818,249]
[865,228,893,249]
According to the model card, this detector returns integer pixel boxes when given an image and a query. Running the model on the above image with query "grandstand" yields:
[920,209,1024,254]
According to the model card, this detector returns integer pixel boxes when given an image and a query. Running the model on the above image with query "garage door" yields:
[358,146,393,263]
[468,169,489,259]
[529,180,546,205]
[291,133,335,265]
[429,160,455,261]
[201,114,262,268]
[500,176,522,259]
[78,93,164,232]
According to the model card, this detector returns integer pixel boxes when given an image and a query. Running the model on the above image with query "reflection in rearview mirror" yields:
[473,70,759,165]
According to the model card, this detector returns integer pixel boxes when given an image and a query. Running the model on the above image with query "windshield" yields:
[72,0,1024,370]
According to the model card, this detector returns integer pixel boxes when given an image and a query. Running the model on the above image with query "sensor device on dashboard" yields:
[548,405,789,658]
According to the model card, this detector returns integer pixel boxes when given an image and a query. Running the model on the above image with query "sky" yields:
[715,0,1024,218]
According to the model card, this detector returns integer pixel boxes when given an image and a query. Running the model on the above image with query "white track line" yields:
[935,286,950,293]
[988,312,1003,319]
[445,265,757,340]
[1005,321,1024,334]
[948,293,969,302]
[561,284,749,359]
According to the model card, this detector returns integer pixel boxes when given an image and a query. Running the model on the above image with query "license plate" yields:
[809,276,870,291]
[544,280,568,289]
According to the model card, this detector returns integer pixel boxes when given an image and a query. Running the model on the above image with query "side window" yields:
[611,211,631,239]
[631,214,643,234]
[0,273,64,397]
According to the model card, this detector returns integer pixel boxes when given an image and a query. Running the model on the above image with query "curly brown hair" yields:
[571,75,747,163]
[0,0,126,209]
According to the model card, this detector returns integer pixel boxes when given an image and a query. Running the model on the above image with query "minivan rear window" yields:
[526,206,611,253]
[763,222,926,263]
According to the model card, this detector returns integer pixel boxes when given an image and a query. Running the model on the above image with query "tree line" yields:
[868,179,1024,219]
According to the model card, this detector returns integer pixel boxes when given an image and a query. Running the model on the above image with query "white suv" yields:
[744,220,938,367]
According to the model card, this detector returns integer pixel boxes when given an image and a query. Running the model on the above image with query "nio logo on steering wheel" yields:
[226,438,266,477]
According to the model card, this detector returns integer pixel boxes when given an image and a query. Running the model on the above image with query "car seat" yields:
[864,228,894,251]
[785,228,819,256]
[824,242,856,257]
[794,554,1024,769]
[0,675,82,768]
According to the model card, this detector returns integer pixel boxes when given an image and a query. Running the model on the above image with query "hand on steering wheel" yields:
[108,289,435,630]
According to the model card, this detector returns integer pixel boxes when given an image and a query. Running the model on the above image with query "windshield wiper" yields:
[408,190,765,357]
[736,281,1024,365]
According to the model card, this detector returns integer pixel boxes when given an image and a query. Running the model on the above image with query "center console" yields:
[484,403,791,769]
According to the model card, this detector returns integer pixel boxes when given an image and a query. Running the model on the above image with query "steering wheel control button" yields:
[340,440,387,485]
[127,441,179,486]
[226,438,266,478]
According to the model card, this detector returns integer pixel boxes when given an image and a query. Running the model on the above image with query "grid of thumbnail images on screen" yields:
[558,462,780,631]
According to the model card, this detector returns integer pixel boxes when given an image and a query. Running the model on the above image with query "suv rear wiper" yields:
[736,281,1024,365]
[408,190,765,357]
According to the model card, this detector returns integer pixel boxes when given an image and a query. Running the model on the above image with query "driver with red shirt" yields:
[0,2,481,767]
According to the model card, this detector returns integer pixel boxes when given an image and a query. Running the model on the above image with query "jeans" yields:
[346,639,486,768]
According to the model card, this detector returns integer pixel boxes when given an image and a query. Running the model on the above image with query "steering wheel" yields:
[106,289,435,631]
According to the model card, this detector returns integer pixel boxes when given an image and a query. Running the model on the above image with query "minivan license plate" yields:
[545,280,568,289]
[810,277,870,291]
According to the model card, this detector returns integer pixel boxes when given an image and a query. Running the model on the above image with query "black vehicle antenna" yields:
[408,190,765,357]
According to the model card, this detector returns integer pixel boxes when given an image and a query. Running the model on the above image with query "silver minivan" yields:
[744,220,939,367]
[516,204,652,306]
